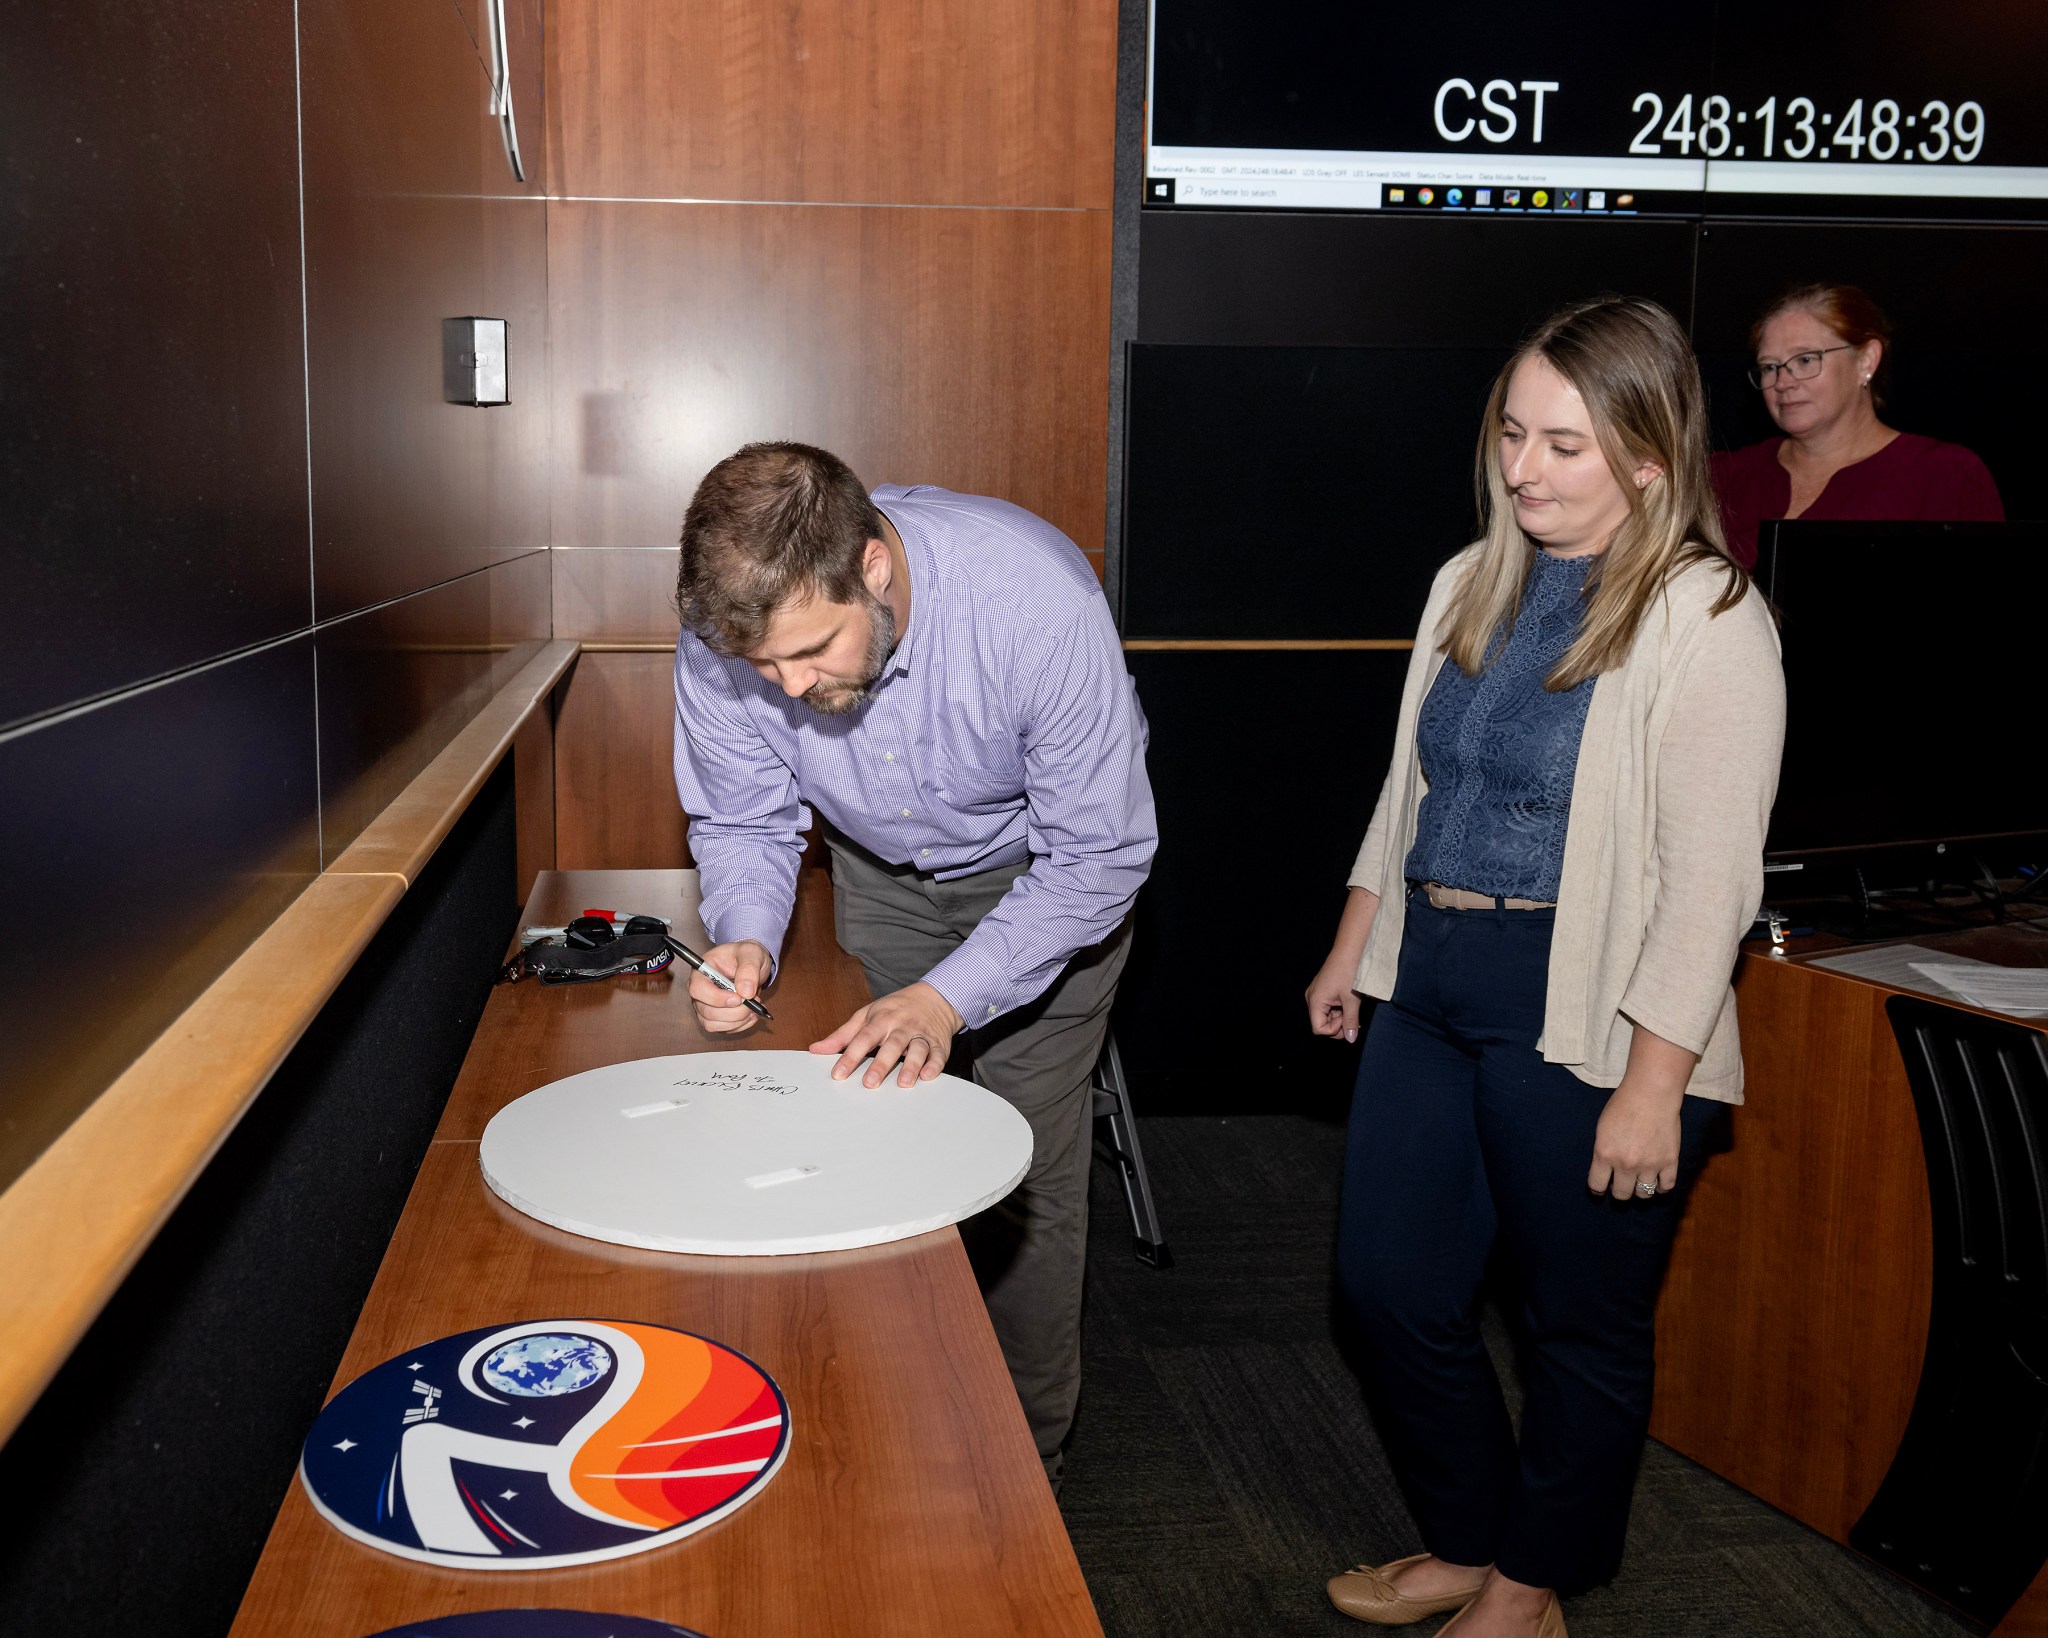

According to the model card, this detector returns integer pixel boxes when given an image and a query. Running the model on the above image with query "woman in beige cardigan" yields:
[1304,297,1785,1638]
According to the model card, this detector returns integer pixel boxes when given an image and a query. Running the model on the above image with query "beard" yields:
[801,591,897,716]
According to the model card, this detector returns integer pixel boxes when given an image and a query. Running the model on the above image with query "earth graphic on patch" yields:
[481,1333,614,1397]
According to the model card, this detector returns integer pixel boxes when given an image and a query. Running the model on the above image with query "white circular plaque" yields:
[479,1050,1033,1255]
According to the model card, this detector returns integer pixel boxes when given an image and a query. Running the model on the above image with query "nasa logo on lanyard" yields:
[363,1613,710,1638]
[300,1319,790,1569]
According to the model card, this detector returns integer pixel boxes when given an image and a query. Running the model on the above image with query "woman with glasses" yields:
[1305,297,1783,1637]
[1712,282,2002,569]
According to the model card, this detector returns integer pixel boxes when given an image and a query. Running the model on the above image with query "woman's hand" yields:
[1306,953,1363,1041]
[1306,888,1380,1042]
[1588,1025,1697,1200]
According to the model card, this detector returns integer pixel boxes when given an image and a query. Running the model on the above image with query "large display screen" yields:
[1759,521,2048,861]
[1146,0,2048,221]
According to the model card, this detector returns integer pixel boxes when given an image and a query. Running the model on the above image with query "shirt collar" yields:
[874,496,937,682]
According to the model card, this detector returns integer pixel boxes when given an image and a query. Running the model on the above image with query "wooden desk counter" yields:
[1651,944,1935,1543]
[231,869,1102,1638]
[1652,921,2048,1635]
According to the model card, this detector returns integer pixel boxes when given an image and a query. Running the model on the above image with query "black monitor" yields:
[1146,0,2048,224]
[1756,520,2048,874]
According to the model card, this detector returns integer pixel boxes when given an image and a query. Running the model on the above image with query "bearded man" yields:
[670,441,1157,1479]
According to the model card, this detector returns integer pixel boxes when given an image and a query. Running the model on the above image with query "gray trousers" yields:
[824,832,1130,1460]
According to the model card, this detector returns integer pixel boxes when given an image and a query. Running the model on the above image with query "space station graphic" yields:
[299,1319,790,1569]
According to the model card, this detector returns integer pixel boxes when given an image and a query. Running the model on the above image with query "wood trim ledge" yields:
[0,639,581,1446]
[0,874,406,1443]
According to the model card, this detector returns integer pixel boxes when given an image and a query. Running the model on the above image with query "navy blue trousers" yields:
[1336,894,1727,1594]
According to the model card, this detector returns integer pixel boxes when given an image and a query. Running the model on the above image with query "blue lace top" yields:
[1404,548,1596,901]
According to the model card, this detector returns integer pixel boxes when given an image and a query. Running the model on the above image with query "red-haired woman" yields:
[1712,282,2002,569]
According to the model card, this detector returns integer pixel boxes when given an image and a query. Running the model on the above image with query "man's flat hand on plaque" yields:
[810,982,966,1088]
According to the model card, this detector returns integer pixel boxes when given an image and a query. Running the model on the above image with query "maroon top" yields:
[1710,432,2005,570]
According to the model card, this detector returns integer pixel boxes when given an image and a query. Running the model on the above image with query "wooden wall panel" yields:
[547,0,1117,209]
[544,0,1118,872]
[553,546,682,643]
[1652,953,1936,1545]
[553,652,694,870]
[512,691,557,899]
[548,201,1112,563]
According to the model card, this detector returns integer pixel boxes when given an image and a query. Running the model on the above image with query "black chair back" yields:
[1850,996,2048,1626]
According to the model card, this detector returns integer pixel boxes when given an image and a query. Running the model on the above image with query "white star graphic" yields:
[499,1489,519,1501]
[333,1438,357,1452]
[514,1416,535,1429]
[407,1361,423,1370]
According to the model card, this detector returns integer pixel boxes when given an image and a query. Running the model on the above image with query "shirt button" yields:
[920,848,931,857]
[900,808,911,818]
[986,1004,998,1017]
[883,752,895,763]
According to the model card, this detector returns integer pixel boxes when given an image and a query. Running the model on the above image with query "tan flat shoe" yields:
[1435,1588,1568,1636]
[1326,1553,1487,1625]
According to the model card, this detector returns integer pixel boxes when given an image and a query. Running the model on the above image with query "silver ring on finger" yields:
[905,1035,932,1053]
[1635,1179,1658,1197]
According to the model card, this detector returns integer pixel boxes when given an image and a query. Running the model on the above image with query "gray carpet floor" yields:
[1058,1115,1978,1637]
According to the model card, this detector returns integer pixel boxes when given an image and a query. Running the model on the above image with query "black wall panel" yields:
[0,0,557,1192]
[0,760,519,1638]
[0,641,319,1191]
[1117,648,1410,1115]
[301,0,493,621]
[0,0,311,731]
[315,551,550,862]
[1123,344,1503,638]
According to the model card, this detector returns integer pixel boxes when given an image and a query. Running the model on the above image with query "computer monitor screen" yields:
[1757,520,2048,861]
[1146,0,2048,223]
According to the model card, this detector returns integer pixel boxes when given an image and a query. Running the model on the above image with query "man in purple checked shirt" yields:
[671,442,1157,1476]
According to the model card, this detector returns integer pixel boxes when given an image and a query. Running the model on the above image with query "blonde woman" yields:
[1304,296,1785,1638]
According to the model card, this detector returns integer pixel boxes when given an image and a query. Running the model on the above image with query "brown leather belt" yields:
[1422,881,1556,912]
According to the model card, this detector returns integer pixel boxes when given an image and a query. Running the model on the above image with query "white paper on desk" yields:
[1807,943,1998,989]
[1907,962,2048,1019]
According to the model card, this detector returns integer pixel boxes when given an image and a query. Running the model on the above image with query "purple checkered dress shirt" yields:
[672,484,1157,1026]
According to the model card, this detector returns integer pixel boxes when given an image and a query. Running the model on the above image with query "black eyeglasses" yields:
[1749,344,1856,389]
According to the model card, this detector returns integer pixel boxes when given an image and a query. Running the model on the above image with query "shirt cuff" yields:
[922,941,1015,1031]
[703,902,788,979]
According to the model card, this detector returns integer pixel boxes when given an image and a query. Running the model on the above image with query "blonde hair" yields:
[1441,295,1748,691]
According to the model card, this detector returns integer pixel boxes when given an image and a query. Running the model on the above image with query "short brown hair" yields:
[677,442,885,654]
[1751,282,1895,408]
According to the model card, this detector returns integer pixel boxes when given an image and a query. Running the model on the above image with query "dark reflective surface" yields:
[1693,220,2047,510]
[1124,344,1498,639]
[0,641,320,1190]
[301,0,491,619]
[0,0,311,729]
[1115,648,1407,1110]
[315,552,550,862]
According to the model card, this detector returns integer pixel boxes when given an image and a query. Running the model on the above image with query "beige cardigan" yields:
[1349,547,1786,1103]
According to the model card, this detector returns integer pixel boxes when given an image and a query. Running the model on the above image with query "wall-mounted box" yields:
[442,317,508,406]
